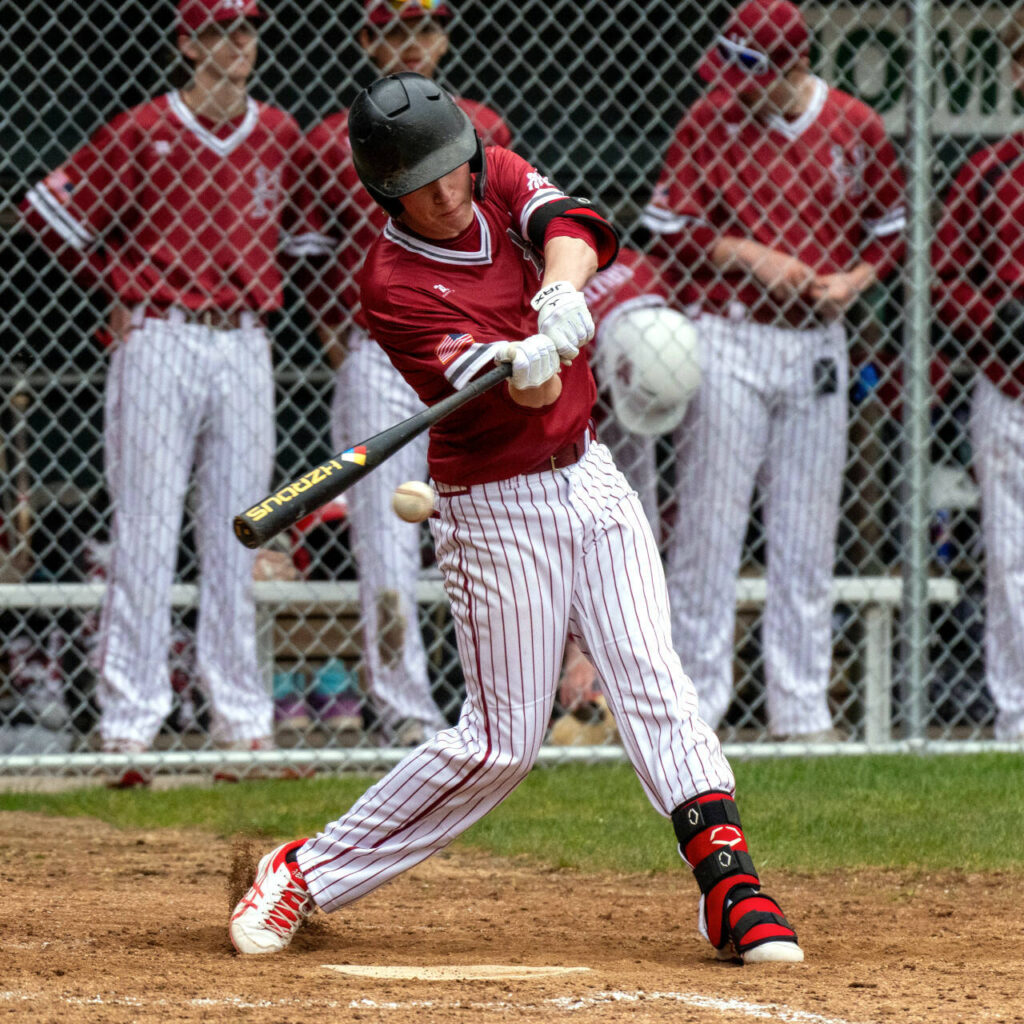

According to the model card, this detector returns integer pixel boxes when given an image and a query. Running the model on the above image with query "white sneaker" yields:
[230,839,314,954]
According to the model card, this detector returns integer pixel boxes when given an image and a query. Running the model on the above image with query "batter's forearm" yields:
[541,236,598,291]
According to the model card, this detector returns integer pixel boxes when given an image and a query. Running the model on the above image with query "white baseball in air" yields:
[391,481,435,523]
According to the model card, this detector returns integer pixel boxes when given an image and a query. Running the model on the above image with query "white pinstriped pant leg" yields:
[298,469,573,911]
[191,326,274,743]
[297,445,733,911]
[566,444,734,810]
[761,324,847,737]
[666,316,768,731]
[97,321,203,746]
[970,376,1024,740]
[331,331,443,735]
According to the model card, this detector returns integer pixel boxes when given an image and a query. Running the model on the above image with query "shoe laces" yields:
[263,863,313,937]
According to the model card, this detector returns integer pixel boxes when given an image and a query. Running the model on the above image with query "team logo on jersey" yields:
[436,332,474,365]
[341,446,368,466]
[433,284,453,296]
[830,143,867,199]
[251,166,282,219]
[525,171,552,192]
[43,169,75,205]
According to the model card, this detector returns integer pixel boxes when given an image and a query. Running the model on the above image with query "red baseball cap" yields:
[698,0,809,89]
[364,0,453,28]
[176,0,265,34]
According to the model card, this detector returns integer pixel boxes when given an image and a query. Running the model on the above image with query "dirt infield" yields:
[1,811,1020,1024]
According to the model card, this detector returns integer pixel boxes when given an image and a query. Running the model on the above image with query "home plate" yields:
[322,964,591,981]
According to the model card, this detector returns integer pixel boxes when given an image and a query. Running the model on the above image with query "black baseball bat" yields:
[233,361,513,548]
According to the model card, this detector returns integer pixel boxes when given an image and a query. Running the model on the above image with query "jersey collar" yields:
[764,76,828,141]
[168,91,259,157]
[383,204,493,265]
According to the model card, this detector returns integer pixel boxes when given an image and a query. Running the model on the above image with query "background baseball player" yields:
[20,0,324,783]
[932,11,1024,743]
[301,0,513,746]
[231,72,803,967]
[641,0,905,741]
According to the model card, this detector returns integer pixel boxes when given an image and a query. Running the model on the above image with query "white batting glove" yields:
[530,281,594,363]
[495,334,560,389]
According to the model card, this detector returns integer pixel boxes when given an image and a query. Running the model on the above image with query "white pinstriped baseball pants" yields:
[331,330,446,736]
[297,441,733,912]
[970,375,1024,740]
[97,317,275,746]
[666,313,848,737]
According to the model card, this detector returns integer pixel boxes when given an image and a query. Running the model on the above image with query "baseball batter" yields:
[642,0,905,740]
[20,0,325,779]
[301,0,513,746]
[231,73,803,966]
[932,16,1024,742]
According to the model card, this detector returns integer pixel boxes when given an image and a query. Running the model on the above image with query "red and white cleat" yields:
[229,839,314,954]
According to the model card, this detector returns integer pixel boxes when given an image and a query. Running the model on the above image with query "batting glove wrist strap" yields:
[495,334,559,389]
[530,281,594,362]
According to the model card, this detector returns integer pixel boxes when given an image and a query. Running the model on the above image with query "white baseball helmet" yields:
[599,303,701,436]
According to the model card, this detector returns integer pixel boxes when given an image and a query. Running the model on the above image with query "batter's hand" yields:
[496,334,560,389]
[530,281,594,363]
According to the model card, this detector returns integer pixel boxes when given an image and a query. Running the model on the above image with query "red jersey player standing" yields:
[299,0,512,746]
[642,0,905,742]
[932,13,1024,743]
[231,72,803,967]
[20,0,322,783]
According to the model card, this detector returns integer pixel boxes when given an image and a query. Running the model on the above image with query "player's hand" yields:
[558,640,601,711]
[810,271,868,321]
[750,251,817,302]
[496,333,560,389]
[530,281,595,363]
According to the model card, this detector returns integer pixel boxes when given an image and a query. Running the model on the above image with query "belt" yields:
[526,424,595,475]
[134,305,261,330]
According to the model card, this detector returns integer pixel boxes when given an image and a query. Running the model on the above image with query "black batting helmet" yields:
[348,72,486,216]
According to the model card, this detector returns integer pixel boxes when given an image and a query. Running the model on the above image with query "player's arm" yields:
[19,118,133,295]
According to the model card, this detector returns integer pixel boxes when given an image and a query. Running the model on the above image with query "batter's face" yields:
[360,21,450,77]
[398,164,474,239]
[179,19,259,86]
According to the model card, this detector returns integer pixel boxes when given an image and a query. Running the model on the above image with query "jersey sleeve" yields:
[487,147,618,270]
[639,110,719,267]
[19,115,137,293]
[932,148,1000,344]
[855,111,906,280]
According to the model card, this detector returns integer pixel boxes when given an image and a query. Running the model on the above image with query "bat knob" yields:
[233,516,260,549]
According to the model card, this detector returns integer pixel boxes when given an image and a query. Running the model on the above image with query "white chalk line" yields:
[1,987,872,1022]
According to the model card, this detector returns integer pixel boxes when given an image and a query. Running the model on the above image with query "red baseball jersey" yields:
[21,92,318,313]
[642,77,905,324]
[359,145,617,485]
[304,96,512,327]
[933,134,1024,399]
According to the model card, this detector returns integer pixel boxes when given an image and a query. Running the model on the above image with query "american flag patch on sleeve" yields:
[436,332,474,365]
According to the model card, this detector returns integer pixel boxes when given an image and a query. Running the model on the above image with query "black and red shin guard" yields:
[672,791,799,959]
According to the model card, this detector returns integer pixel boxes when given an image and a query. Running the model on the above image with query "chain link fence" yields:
[0,0,1021,779]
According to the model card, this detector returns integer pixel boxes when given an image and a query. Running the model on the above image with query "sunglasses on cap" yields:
[715,34,773,76]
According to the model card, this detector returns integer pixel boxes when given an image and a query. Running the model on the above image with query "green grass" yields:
[2,754,1023,874]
